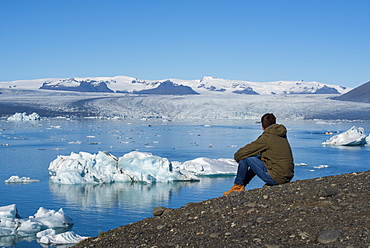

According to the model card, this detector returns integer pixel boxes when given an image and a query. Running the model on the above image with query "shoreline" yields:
[73,170,370,247]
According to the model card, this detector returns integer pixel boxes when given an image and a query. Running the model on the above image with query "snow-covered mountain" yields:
[1,75,361,121]
[0,76,351,95]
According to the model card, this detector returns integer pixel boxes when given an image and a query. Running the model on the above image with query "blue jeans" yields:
[235,156,278,186]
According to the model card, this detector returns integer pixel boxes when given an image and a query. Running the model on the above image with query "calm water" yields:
[1,118,369,247]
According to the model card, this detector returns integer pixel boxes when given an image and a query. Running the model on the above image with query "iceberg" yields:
[49,151,123,184]
[4,175,40,184]
[172,157,237,176]
[0,204,85,245]
[322,126,367,146]
[117,151,199,182]
[38,230,88,245]
[314,165,329,169]
[48,151,237,184]
[7,112,41,121]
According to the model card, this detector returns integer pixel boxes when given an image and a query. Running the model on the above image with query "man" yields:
[224,113,294,196]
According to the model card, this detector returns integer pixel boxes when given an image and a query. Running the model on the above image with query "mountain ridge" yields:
[334,81,370,103]
[0,76,351,95]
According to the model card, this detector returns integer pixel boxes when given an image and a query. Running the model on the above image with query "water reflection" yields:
[0,236,72,248]
[49,181,201,210]
[0,235,34,248]
[322,144,368,150]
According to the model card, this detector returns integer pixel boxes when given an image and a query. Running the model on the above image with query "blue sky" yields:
[1,0,369,87]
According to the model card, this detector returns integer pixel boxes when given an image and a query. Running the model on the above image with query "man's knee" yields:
[241,156,260,164]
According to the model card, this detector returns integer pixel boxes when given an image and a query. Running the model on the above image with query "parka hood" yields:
[264,124,287,137]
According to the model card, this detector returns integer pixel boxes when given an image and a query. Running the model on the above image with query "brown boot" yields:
[223,184,245,196]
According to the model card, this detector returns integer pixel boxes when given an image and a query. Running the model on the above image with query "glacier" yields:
[0,204,87,245]
[48,151,237,184]
[3,75,367,121]
[2,90,370,121]
[322,126,368,146]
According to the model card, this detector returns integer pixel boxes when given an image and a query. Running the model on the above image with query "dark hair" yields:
[261,113,276,129]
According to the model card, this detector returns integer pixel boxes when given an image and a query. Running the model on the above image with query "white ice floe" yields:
[4,175,40,184]
[38,230,88,244]
[172,157,237,176]
[314,165,329,169]
[295,163,308,166]
[7,112,41,121]
[48,151,238,184]
[322,126,368,146]
[0,204,85,245]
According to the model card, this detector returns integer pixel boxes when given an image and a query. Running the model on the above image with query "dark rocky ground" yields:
[73,170,370,248]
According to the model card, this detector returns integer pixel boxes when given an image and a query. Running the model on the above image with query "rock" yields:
[329,205,342,210]
[229,191,244,196]
[265,245,281,248]
[297,230,310,240]
[241,222,253,227]
[163,208,173,215]
[316,187,337,197]
[209,232,222,238]
[317,229,341,244]
[153,207,168,216]
[156,225,166,230]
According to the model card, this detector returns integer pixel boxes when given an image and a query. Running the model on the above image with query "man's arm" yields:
[234,135,269,162]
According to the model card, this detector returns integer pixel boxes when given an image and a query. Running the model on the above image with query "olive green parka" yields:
[234,124,294,184]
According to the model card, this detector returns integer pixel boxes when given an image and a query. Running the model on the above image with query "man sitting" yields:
[224,113,294,196]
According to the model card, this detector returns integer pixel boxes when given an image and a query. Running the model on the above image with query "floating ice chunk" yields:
[7,112,41,121]
[314,165,329,169]
[39,230,88,244]
[172,157,237,176]
[16,220,43,236]
[322,126,367,146]
[0,204,75,240]
[48,151,199,184]
[295,163,308,166]
[117,151,198,182]
[50,125,62,129]
[4,175,40,184]
[0,204,19,219]
[48,151,241,184]
[36,228,56,238]
[31,207,73,229]
[68,141,82,144]
[48,151,120,184]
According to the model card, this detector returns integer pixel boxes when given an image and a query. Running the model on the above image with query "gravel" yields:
[73,170,370,248]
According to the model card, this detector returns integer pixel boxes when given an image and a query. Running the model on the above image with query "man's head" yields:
[261,113,276,130]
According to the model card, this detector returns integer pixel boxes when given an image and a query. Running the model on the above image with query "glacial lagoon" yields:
[1,117,369,247]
